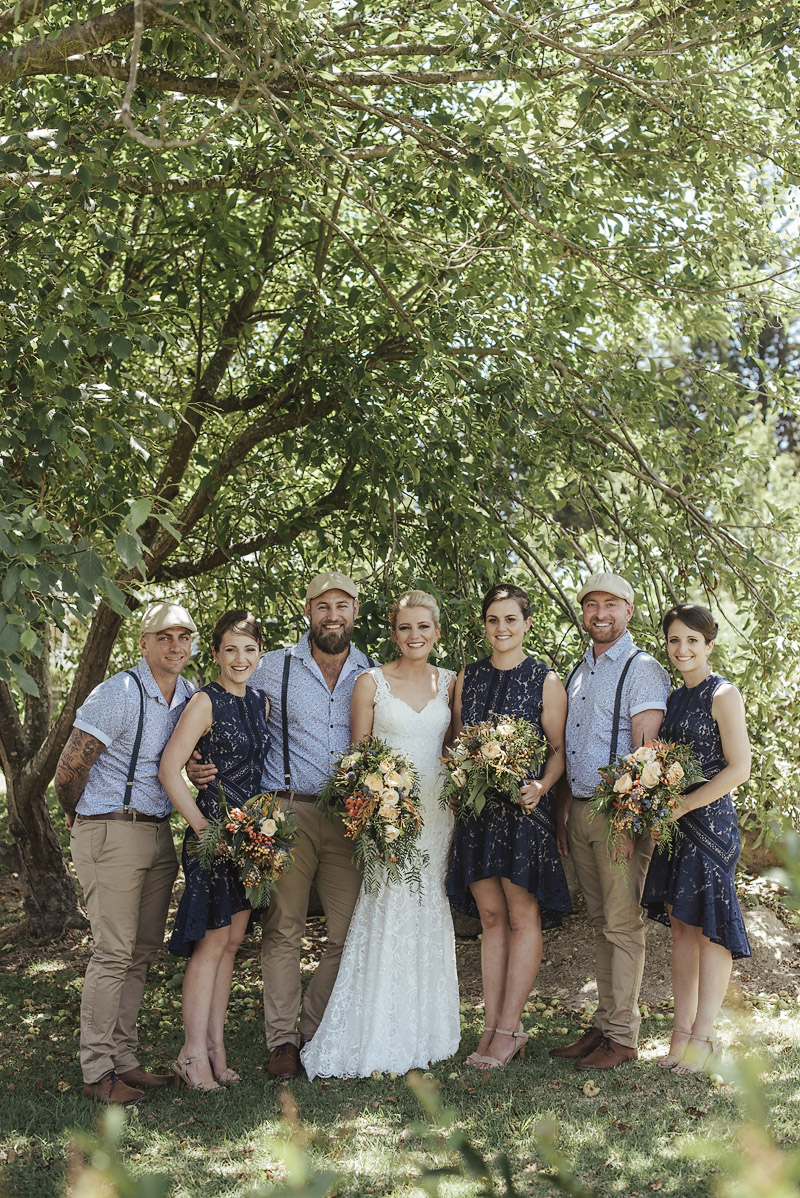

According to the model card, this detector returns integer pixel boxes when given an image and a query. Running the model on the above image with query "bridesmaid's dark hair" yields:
[212,609,262,651]
[662,603,718,643]
[481,583,531,621]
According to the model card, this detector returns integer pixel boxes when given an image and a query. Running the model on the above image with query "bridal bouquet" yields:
[318,738,426,892]
[589,739,704,857]
[440,717,549,818]
[190,789,298,908]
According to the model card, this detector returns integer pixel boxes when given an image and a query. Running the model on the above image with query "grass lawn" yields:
[1,936,798,1198]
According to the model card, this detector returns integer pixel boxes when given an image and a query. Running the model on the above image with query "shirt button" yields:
[576,723,580,728]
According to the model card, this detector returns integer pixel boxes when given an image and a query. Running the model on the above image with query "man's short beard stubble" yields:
[309,621,354,655]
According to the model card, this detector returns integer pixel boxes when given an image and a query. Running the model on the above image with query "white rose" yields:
[379,788,399,806]
[383,770,404,789]
[378,758,394,775]
[480,741,503,760]
[364,772,384,793]
[613,773,634,794]
[451,767,467,787]
[632,745,657,763]
[495,722,514,738]
[262,818,277,836]
[385,825,401,841]
[640,761,662,788]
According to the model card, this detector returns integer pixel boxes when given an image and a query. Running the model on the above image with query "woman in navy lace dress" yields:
[447,584,572,1069]
[159,610,269,1091]
[642,603,751,1076]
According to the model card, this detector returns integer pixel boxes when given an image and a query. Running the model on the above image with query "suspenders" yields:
[280,648,375,792]
[566,648,644,760]
[123,670,146,810]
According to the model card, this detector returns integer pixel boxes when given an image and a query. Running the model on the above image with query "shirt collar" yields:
[135,658,191,705]
[585,629,634,665]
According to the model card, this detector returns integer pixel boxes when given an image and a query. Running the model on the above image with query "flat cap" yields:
[576,572,635,606]
[140,601,197,635]
[305,571,359,602]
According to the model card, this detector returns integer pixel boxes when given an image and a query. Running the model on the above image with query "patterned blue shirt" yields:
[565,631,669,798]
[74,659,195,817]
[250,631,373,795]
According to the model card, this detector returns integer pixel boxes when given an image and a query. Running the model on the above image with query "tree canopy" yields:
[1,0,799,934]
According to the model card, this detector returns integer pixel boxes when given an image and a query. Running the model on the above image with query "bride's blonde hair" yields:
[390,589,440,629]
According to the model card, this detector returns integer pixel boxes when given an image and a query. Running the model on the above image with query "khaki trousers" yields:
[567,800,653,1048]
[70,818,178,1083]
[261,803,362,1049]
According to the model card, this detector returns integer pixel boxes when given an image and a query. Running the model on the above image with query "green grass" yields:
[1,939,799,1198]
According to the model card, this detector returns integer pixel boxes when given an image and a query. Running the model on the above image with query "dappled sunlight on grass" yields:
[0,943,799,1195]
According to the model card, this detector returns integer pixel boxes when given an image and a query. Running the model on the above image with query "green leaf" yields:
[115,531,143,569]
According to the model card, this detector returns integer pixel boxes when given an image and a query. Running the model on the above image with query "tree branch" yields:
[0,681,24,771]
[0,0,166,86]
[148,206,283,514]
[152,460,356,582]
[0,0,43,37]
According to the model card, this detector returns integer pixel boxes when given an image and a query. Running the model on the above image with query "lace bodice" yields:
[370,667,454,863]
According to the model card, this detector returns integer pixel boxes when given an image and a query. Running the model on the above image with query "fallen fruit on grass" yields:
[582,1080,599,1097]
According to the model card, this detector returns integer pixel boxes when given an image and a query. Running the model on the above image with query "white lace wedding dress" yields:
[301,667,461,1079]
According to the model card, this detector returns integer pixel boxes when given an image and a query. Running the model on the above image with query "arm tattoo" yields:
[55,729,106,816]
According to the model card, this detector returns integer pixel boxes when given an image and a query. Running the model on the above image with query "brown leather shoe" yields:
[549,1027,604,1060]
[575,1036,637,1070]
[83,1070,146,1107]
[267,1042,300,1079]
[118,1066,173,1089]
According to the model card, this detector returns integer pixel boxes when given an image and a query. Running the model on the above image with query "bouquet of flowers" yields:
[317,737,426,892]
[589,740,705,857]
[190,789,298,908]
[440,716,549,818]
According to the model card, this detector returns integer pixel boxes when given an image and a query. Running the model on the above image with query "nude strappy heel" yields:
[672,1034,720,1077]
[208,1043,240,1086]
[466,1028,497,1067]
[475,1026,529,1070]
[657,1027,692,1069]
[172,1055,221,1091]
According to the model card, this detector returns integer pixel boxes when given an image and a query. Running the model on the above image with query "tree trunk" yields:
[1,770,86,942]
[0,614,131,943]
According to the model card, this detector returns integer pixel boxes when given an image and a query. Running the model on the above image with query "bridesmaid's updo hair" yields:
[390,590,440,629]
[212,608,263,651]
[662,603,718,644]
[481,583,531,621]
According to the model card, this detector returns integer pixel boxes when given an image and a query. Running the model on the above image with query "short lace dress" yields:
[446,656,572,928]
[642,673,751,958]
[301,667,461,1079]
[169,682,270,957]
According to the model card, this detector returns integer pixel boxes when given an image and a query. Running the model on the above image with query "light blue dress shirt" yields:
[249,632,372,795]
[74,659,195,817]
[565,631,669,798]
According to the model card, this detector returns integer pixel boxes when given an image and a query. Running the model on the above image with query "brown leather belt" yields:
[274,790,317,804]
[76,810,170,824]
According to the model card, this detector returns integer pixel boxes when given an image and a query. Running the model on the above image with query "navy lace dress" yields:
[169,682,270,957]
[446,657,573,928]
[642,674,751,958]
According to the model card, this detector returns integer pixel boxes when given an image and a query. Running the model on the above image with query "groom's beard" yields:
[309,619,354,656]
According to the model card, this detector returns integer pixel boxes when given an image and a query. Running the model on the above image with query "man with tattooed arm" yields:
[55,602,196,1106]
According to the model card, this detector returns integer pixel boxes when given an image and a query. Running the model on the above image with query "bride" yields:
[301,590,461,1079]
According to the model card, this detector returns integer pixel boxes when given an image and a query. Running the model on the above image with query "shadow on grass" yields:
[2,982,799,1198]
